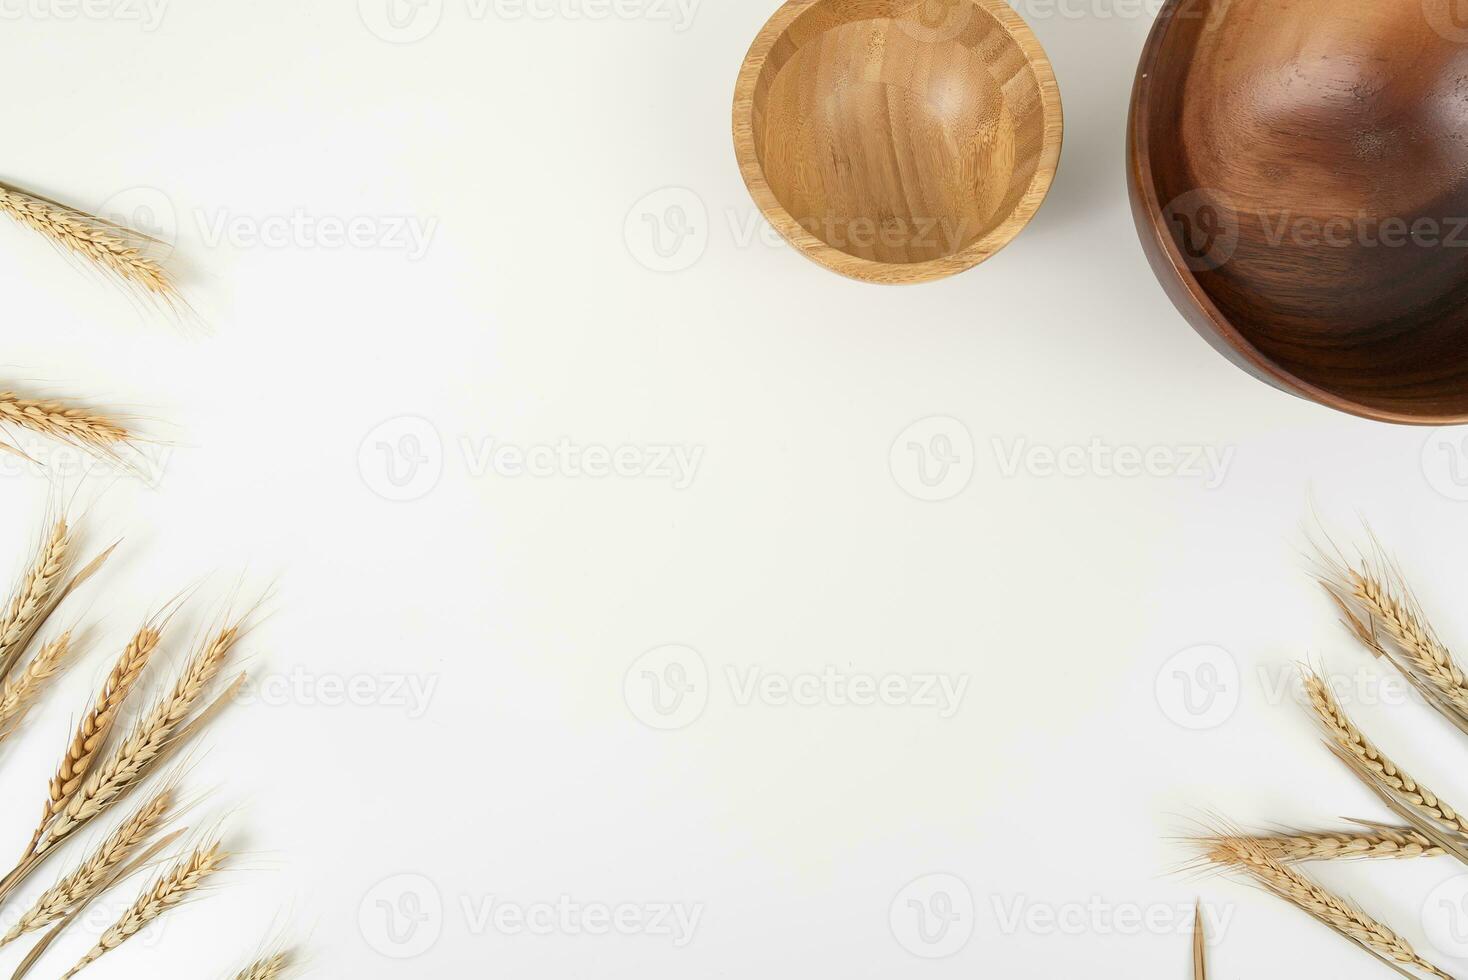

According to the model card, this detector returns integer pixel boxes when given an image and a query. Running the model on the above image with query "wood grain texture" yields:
[1129,0,1468,424]
[734,0,1062,284]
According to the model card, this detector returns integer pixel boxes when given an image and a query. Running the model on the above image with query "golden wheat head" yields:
[0,181,179,304]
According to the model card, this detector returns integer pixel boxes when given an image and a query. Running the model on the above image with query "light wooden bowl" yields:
[1130,0,1468,424]
[733,0,1063,285]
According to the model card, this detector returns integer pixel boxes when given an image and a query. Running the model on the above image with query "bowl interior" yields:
[740,0,1056,279]
[1135,1,1468,421]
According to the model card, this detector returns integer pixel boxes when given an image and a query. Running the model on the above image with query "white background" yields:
[2,0,1468,977]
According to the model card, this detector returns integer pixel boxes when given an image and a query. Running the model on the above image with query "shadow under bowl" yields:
[734,0,1063,284]
[1130,0,1468,424]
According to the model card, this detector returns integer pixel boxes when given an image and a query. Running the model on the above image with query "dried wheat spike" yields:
[234,951,292,980]
[1198,827,1443,863]
[0,789,172,947]
[0,631,72,736]
[1302,669,1468,838]
[0,391,134,458]
[43,625,241,851]
[61,840,228,978]
[1322,553,1468,716]
[0,182,177,301]
[1206,835,1452,978]
[0,521,71,678]
[33,626,162,847]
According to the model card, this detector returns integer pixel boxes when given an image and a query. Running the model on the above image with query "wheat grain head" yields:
[0,630,73,737]
[1206,834,1452,978]
[0,520,71,682]
[41,624,241,852]
[0,788,173,947]
[1302,668,1468,838]
[0,181,178,304]
[60,839,228,979]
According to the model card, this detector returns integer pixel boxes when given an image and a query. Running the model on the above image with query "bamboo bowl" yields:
[733,0,1063,284]
[1130,0,1468,424]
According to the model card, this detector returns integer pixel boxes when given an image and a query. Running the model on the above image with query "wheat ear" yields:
[0,789,173,947]
[234,951,292,980]
[0,631,73,737]
[1302,669,1468,838]
[0,392,134,461]
[0,521,71,682]
[1206,834,1452,978]
[1195,826,1443,863]
[40,624,240,853]
[0,181,177,302]
[1319,549,1468,722]
[28,626,162,852]
[61,840,228,979]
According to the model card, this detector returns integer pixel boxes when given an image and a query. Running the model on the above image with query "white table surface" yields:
[2,1,1467,976]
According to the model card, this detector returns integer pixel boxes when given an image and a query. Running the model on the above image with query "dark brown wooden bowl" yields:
[1129,0,1468,424]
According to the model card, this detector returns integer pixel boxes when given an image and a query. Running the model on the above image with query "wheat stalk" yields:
[1205,834,1452,978]
[233,951,292,980]
[1318,547,1468,725]
[1302,668,1468,838]
[0,521,71,682]
[1196,826,1443,862]
[60,840,228,979]
[0,631,72,737]
[41,624,241,853]
[0,789,172,947]
[1193,901,1206,979]
[29,625,162,851]
[0,181,177,303]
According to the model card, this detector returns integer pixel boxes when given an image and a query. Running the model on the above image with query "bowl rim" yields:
[1129,0,1468,426]
[732,0,1064,286]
